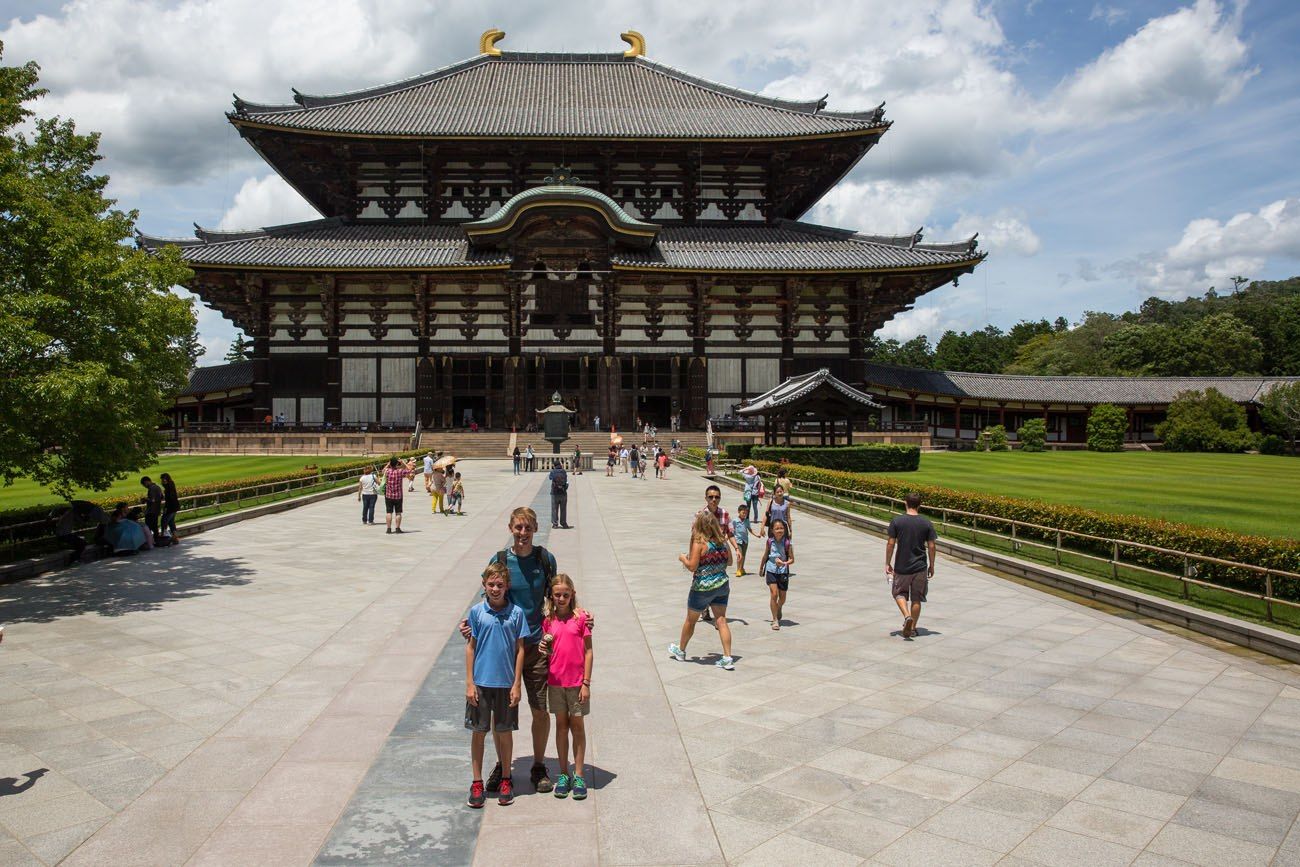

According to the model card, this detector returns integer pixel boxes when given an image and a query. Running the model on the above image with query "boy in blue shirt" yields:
[732,504,751,577]
[465,561,526,808]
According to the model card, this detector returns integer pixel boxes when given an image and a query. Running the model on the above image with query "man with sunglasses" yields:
[696,484,738,623]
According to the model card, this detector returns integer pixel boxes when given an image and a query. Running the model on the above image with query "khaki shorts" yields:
[891,570,929,603]
[547,685,590,716]
[522,642,549,710]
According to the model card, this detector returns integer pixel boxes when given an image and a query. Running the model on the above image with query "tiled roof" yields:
[740,368,884,415]
[861,362,1300,405]
[230,53,888,140]
[139,219,981,273]
[181,361,254,396]
[137,219,511,269]
[619,220,981,271]
[466,184,659,248]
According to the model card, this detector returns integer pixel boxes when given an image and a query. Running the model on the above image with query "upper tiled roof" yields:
[465,184,659,248]
[860,362,1300,405]
[230,53,888,140]
[181,361,254,396]
[740,368,884,415]
[138,218,980,274]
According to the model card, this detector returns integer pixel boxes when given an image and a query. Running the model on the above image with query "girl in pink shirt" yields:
[541,574,593,799]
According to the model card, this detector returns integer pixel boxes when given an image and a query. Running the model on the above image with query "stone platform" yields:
[3,461,1300,865]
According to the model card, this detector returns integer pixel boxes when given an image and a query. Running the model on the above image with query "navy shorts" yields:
[687,582,730,612]
[766,572,790,591]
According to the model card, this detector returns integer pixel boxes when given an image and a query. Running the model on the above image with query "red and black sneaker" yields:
[467,780,486,809]
[497,776,514,806]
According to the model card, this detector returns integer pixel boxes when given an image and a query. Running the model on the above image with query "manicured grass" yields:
[892,451,1300,540]
[0,455,365,512]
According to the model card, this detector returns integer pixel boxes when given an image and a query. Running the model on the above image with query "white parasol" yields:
[432,454,457,470]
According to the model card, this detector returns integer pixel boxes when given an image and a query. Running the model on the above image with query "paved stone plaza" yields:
[4,461,1300,865]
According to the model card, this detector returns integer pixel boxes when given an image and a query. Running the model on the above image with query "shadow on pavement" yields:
[0,769,48,797]
[0,539,255,623]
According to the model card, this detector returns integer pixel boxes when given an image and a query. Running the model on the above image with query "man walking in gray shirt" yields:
[886,492,937,640]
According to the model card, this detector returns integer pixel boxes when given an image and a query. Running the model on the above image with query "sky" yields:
[2,0,1299,364]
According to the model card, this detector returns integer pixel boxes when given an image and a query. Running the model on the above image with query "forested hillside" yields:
[867,277,1300,377]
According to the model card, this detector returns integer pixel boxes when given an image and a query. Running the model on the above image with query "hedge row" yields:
[0,450,426,546]
[724,443,756,460]
[750,459,1300,599]
[750,445,920,473]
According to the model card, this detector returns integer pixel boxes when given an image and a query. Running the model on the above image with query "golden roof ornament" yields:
[479,28,505,56]
[621,30,646,57]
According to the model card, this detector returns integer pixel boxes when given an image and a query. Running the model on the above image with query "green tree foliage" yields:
[1017,417,1047,452]
[1259,381,1300,455]
[930,320,1054,373]
[977,424,1009,451]
[1156,389,1256,453]
[0,44,197,497]
[225,334,252,363]
[1086,404,1128,452]
[864,334,934,368]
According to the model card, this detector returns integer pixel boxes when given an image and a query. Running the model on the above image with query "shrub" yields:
[1157,389,1256,453]
[747,459,1300,596]
[977,425,1009,452]
[749,444,919,473]
[1087,404,1128,452]
[1260,434,1288,456]
[725,443,755,461]
[1018,418,1047,452]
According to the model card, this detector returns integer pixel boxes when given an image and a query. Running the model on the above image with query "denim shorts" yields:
[687,582,730,612]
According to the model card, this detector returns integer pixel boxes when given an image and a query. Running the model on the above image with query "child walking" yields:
[731,504,750,577]
[762,518,795,630]
[448,472,465,515]
[669,511,736,670]
[541,574,593,799]
[465,562,527,808]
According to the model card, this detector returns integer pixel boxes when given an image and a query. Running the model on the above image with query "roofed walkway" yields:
[3,462,1300,865]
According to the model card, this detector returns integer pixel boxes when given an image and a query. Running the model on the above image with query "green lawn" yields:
[893,451,1300,540]
[0,455,365,513]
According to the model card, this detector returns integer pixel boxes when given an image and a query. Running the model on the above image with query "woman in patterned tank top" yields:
[668,511,737,670]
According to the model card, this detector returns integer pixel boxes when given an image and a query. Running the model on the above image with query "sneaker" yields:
[486,762,502,793]
[395,527,403,534]
[902,616,914,639]
[572,775,588,800]
[385,528,392,534]
[735,568,744,578]
[467,780,486,808]
[498,776,514,805]
[554,772,570,798]
[531,763,553,794]
[668,643,686,661]
[716,656,736,671]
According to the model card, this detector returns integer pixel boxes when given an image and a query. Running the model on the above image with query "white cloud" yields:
[945,211,1041,256]
[218,174,321,230]
[1137,198,1300,296]
[1090,5,1128,26]
[1042,0,1254,130]
[878,307,942,341]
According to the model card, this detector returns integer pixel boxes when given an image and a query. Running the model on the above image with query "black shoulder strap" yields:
[534,545,556,584]
[496,549,508,570]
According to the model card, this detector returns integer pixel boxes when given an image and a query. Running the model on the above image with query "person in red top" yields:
[383,456,417,534]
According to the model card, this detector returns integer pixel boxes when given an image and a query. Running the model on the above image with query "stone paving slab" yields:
[5,460,1300,864]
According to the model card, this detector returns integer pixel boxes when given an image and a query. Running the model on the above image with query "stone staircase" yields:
[415,429,712,459]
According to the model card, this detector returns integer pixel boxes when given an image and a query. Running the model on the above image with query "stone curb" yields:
[704,470,1300,665]
[0,483,356,586]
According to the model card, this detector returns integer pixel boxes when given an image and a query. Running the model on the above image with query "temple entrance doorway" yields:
[636,395,673,428]
[452,395,486,428]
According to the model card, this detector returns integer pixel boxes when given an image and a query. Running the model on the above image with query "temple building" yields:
[142,30,983,430]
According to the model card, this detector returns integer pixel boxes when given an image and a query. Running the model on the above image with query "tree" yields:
[225,334,252,363]
[1259,382,1300,455]
[1156,389,1256,453]
[1086,404,1128,452]
[1017,418,1046,452]
[0,44,197,497]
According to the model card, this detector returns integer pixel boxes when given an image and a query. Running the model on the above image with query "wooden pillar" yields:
[1126,407,1134,443]
[321,276,341,425]
[999,403,1006,428]
[955,401,963,441]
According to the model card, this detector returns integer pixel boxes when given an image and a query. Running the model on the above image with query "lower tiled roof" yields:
[139,218,980,273]
[181,361,255,396]
[861,362,1300,405]
[740,368,883,414]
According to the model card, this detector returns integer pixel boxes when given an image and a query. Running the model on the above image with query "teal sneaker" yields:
[553,772,570,798]
[716,656,736,671]
[668,643,686,661]
[572,775,588,800]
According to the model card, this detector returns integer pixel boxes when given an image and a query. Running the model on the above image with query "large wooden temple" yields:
[142,30,984,430]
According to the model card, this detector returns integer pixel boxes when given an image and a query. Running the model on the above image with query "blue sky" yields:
[3,0,1298,363]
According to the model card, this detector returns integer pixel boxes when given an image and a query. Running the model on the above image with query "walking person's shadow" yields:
[0,769,48,797]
